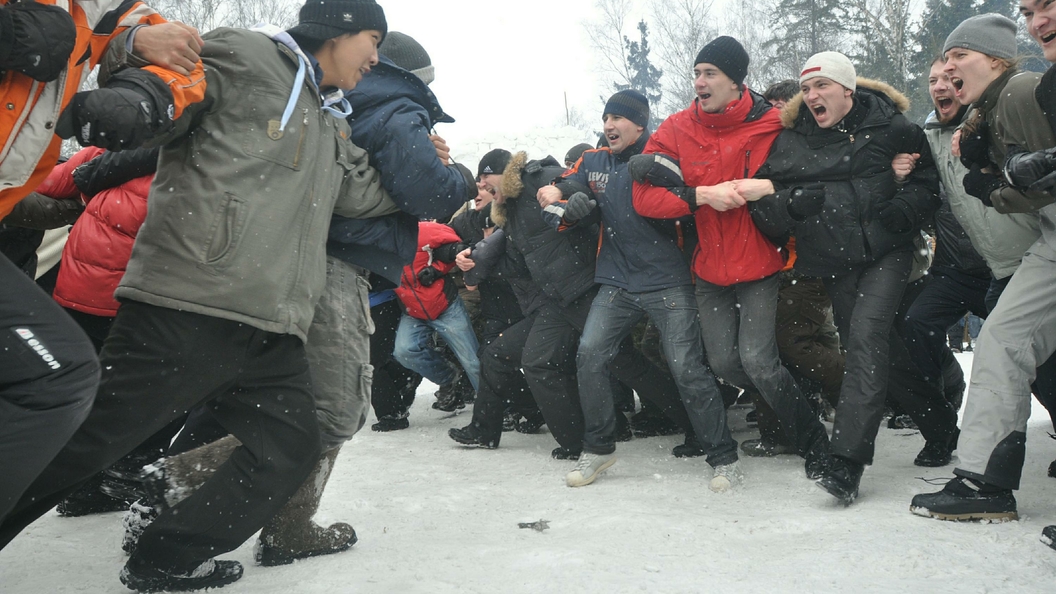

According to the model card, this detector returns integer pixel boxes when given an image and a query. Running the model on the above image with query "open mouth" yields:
[950,77,964,92]
[936,97,954,111]
[698,92,711,101]
[1043,31,1056,43]
[810,104,827,118]
[606,133,619,144]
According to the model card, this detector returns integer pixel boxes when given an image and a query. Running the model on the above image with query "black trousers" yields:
[369,299,421,420]
[0,255,99,525]
[0,301,321,573]
[469,311,546,443]
[520,290,686,451]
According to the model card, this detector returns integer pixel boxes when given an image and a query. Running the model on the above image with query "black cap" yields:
[604,89,650,128]
[564,143,593,166]
[695,36,749,86]
[477,149,511,178]
[287,0,387,44]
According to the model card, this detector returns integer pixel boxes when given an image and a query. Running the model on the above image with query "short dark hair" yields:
[763,79,798,103]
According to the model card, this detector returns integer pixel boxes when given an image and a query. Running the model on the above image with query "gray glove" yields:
[563,191,596,222]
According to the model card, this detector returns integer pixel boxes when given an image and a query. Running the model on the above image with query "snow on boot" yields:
[816,455,863,506]
[909,476,1018,522]
[256,447,357,567]
[709,461,743,493]
[119,556,243,592]
[566,452,617,487]
[1041,526,1056,551]
[121,500,159,556]
[804,436,834,480]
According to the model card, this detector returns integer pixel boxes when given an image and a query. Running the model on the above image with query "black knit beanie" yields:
[287,0,387,44]
[477,149,512,178]
[695,36,749,86]
[604,89,650,128]
[564,143,593,166]
[380,31,434,85]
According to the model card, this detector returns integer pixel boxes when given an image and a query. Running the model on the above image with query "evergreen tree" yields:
[762,0,848,80]
[618,20,664,122]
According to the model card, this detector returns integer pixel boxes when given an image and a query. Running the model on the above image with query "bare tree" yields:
[848,0,916,91]
[648,0,716,116]
[582,0,636,91]
[149,0,297,33]
[722,0,780,90]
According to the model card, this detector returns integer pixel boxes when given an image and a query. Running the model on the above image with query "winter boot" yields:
[804,436,834,480]
[566,452,617,487]
[515,410,546,434]
[551,447,581,460]
[56,473,133,517]
[672,431,706,458]
[909,476,1018,521]
[256,447,357,567]
[709,461,743,493]
[371,415,410,432]
[119,556,243,593]
[914,429,959,468]
[448,424,499,449]
[502,410,519,432]
[740,438,795,458]
[121,499,159,555]
[816,455,864,506]
[99,445,167,503]
[1041,525,1056,551]
[432,371,467,412]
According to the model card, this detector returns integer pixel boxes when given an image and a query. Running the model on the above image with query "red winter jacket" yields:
[39,147,151,317]
[632,90,786,287]
[394,222,461,320]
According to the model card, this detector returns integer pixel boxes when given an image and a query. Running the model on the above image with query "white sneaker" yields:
[709,461,743,493]
[566,452,617,487]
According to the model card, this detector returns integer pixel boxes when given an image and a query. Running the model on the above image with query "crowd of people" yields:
[2,0,1056,590]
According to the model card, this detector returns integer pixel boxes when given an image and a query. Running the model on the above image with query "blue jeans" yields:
[577,284,737,466]
[394,297,480,391]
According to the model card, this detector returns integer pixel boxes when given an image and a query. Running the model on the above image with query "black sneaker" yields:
[914,429,958,468]
[371,416,410,432]
[551,447,581,460]
[1041,525,1056,551]
[119,558,243,592]
[816,455,864,506]
[672,432,705,458]
[740,438,795,458]
[448,425,499,449]
[629,410,681,438]
[909,476,1018,521]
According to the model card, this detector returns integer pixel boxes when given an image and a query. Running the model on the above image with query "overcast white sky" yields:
[381,0,613,135]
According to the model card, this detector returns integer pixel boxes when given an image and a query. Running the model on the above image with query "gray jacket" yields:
[116,27,398,341]
[924,115,1040,280]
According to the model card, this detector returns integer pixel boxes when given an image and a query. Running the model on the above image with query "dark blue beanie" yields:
[604,89,650,128]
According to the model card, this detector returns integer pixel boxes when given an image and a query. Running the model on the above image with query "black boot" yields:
[119,557,243,593]
[1042,525,1056,551]
[515,411,546,434]
[672,431,705,458]
[448,424,499,449]
[551,446,581,460]
[804,436,833,480]
[816,455,864,506]
[432,372,469,412]
[740,438,795,458]
[909,476,1017,521]
[56,474,132,517]
[914,429,958,467]
[371,416,410,432]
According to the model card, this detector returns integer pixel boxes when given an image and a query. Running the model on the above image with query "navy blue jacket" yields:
[543,133,693,292]
[327,56,474,284]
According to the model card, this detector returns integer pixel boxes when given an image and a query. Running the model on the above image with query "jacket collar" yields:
[345,55,454,125]
[975,67,1019,114]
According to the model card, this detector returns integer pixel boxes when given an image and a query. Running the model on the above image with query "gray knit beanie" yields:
[943,14,1018,60]
[379,31,434,85]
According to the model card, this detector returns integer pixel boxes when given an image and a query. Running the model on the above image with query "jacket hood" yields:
[345,55,454,125]
[779,77,910,129]
[490,151,529,228]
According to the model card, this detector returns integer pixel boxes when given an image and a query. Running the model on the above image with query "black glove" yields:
[786,184,826,220]
[1004,146,1056,189]
[0,2,76,82]
[875,199,915,234]
[963,164,1002,207]
[73,147,160,197]
[563,191,596,222]
[417,266,443,287]
[56,68,176,151]
[958,121,991,169]
[628,152,684,187]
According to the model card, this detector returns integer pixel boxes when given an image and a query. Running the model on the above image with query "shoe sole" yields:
[815,479,858,506]
[257,532,359,567]
[448,430,498,449]
[909,506,1018,522]
[566,457,618,487]
[913,457,952,468]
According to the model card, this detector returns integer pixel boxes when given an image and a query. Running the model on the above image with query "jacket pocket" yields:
[240,89,307,170]
[203,193,246,268]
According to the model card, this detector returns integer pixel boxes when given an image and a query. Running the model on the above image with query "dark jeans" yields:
[0,255,99,526]
[0,301,321,572]
[902,266,990,385]
[577,285,736,466]
[824,249,911,465]
[521,289,684,451]
[695,273,828,457]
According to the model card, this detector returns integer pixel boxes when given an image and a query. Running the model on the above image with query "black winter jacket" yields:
[932,193,990,277]
[750,78,940,276]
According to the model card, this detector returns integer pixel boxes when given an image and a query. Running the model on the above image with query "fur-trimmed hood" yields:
[779,77,910,129]
[489,150,529,228]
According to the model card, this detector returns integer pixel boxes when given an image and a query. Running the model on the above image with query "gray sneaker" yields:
[709,461,743,493]
[566,452,617,487]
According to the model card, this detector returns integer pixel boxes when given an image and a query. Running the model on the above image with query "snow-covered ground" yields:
[4,353,1056,593]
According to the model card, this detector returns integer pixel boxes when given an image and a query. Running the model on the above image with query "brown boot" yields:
[255,447,356,566]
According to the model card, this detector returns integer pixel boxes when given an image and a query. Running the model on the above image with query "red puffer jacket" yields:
[394,222,462,320]
[633,89,786,287]
[39,147,151,316]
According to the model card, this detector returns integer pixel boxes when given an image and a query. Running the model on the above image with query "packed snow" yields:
[4,353,1055,593]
